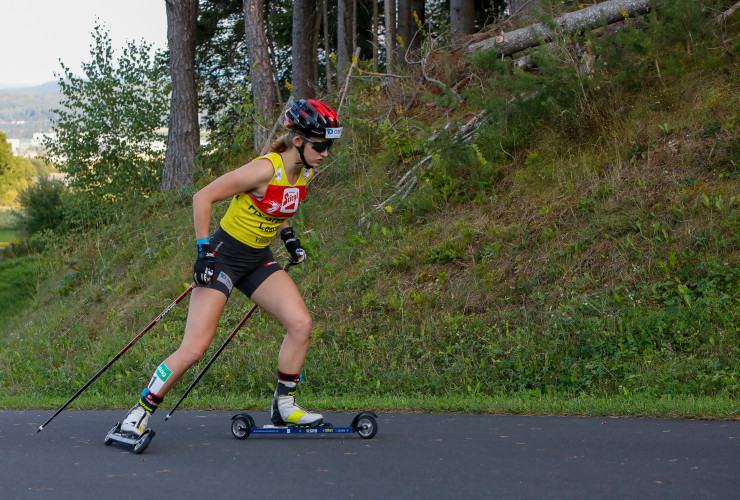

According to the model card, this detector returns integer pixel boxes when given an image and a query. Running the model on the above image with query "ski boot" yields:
[104,389,160,454]
[270,373,323,427]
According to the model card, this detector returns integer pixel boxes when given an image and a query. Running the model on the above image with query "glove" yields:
[193,240,215,285]
[280,227,306,264]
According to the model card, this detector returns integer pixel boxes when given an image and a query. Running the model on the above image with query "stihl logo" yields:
[265,201,281,214]
[282,188,300,213]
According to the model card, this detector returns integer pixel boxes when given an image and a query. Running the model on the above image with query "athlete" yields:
[119,99,342,437]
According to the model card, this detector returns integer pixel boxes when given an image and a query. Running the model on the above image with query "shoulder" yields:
[235,157,277,184]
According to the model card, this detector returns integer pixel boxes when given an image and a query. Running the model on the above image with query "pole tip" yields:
[36,425,43,433]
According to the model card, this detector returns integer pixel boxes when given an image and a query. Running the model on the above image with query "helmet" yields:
[284,99,342,139]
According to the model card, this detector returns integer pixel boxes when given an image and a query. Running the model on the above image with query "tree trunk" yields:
[372,0,379,72]
[468,0,651,57]
[265,2,284,110]
[337,0,354,85]
[162,0,199,191]
[450,0,475,37]
[292,0,318,99]
[385,0,397,71]
[397,0,411,66]
[323,0,333,90]
[244,0,277,149]
[409,0,425,53]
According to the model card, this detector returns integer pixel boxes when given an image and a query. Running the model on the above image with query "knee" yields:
[176,345,208,368]
[287,315,312,342]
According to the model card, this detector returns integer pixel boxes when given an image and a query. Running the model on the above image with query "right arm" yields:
[192,158,275,240]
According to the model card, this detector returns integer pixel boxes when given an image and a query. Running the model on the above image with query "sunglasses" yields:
[296,134,334,153]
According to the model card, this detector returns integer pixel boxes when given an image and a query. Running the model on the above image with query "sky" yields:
[0,0,168,87]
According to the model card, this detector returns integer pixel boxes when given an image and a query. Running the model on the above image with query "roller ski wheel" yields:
[229,411,378,440]
[353,412,378,440]
[104,422,156,454]
[231,414,255,440]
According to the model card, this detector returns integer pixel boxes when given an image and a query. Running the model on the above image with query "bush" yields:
[16,177,67,235]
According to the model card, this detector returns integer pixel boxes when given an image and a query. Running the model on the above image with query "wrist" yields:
[196,238,211,253]
[280,227,295,242]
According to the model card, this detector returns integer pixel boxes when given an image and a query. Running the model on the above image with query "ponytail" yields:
[269,133,294,153]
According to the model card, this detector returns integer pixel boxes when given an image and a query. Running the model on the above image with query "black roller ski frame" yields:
[104,422,155,454]
[230,412,378,440]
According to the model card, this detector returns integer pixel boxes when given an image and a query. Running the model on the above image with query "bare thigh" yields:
[249,269,310,330]
[157,286,228,396]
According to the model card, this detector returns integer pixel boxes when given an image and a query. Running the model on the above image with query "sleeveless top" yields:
[219,152,313,248]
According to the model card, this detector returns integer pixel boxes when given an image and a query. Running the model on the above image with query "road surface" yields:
[1,410,738,499]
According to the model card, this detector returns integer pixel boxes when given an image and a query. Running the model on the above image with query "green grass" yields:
[0,229,18,243]
[0,255,40,321]
[0,207,19,243]
[2,393,736,420]
[0,0,738,418]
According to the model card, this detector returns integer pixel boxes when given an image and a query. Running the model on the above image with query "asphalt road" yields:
[1,410,738,499]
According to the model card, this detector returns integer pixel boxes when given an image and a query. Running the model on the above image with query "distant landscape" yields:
[0,81,59,139]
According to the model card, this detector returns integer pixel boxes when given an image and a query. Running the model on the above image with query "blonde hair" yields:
[269,132,295,153]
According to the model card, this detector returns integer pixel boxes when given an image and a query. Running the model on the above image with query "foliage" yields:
[15,177,68,235]
[0,0,739,416]
[45,24,169,208]
[0,130,38,205]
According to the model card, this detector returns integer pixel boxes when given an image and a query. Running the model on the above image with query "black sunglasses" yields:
[296,134,334,153]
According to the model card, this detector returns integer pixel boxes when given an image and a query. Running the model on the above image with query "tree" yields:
[397,0,412,65]
[293,0,319,98]
[46,25,168,201]
[410,0,425,51]
[450,0,475,37]
[162,0,200,191]
[337,0,354,83]
[385,0,397,71]
[244,0,278,148]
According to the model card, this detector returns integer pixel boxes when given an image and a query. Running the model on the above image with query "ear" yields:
[291,134,304,148]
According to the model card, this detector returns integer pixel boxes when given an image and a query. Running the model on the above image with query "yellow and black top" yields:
[220,152,313,248]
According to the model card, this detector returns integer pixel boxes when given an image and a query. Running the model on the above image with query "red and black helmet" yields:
[284,99,342,139]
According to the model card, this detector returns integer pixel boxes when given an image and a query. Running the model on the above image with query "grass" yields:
[0,0,738,418]
[0,207,19,243]
[2,393,736,420]
[0,229,18,243]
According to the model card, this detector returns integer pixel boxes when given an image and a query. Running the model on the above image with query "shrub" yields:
[16,177,67,235]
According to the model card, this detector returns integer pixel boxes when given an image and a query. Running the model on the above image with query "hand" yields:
[193,241,215,285]
[280,227,306,264]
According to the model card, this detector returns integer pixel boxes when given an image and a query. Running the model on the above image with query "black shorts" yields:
[204,226,283,299]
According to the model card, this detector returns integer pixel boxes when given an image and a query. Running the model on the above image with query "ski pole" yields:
[37,283,196,433]
[165,262,292,421]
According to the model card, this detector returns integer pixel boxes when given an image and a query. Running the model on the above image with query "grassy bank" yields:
[0,207,19,243]
[1,1,738,418]
[2,393,736,420]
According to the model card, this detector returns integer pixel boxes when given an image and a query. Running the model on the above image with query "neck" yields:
[280,148,307,171]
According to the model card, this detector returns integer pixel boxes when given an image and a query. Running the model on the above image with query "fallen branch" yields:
[716,1,740,22]
[358,111,488,226]
[405,33,462,103]
[338,47,361,114]
[467,0,651,57]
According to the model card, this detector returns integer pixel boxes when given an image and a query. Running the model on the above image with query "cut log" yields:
[467,0,651,57]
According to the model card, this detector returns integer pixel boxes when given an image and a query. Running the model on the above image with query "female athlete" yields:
[119,99,342,436]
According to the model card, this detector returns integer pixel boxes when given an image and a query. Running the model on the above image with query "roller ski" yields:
[104,393,158,454]
[104,421,155,454]
[230,411,379,440]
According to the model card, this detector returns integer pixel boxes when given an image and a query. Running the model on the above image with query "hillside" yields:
[0,81,59,138]
[0,1,738,416]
